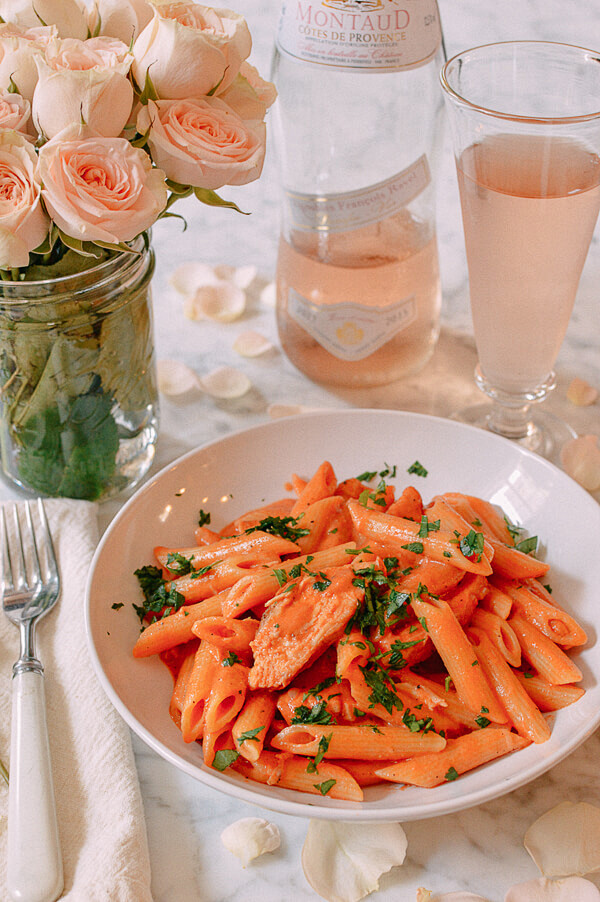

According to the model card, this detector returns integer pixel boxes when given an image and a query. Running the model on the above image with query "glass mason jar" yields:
[0,236,159,502]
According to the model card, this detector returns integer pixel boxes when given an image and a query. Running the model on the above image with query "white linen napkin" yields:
[0,499,153,902]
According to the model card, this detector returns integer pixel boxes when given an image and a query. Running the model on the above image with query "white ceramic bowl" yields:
[85,410,600,821]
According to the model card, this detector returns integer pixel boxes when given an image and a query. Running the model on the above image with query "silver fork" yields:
[2,500,63,902]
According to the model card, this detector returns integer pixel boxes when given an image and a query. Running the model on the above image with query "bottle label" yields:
[286,154,430,233]
[288,289,417,360]
[276,0,442,70]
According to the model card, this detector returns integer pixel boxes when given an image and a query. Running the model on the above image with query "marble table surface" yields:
[12,1,600,900]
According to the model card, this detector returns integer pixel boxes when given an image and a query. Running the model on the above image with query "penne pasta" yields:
[129,458,587,799]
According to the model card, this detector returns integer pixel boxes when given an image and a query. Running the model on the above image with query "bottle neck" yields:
[276,0,443,71]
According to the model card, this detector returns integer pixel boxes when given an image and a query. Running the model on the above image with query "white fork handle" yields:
[7,670,63,902]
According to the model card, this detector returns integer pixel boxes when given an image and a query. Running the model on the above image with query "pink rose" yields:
[0,23,55,101]
[38,128,168,245]
[0,0,89,40]
[0,88,33,135]
[132,3,251,99]
[91,0,154,45]
[137,96,266,190]
[32,37,134,138]
[219,62,277,122]
[0,130,49,268]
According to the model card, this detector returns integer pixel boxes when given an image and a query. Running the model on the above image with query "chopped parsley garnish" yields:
[407,460,428,477]
[189,562,218,580]
[303,677,337,699]
[198,509,211,527]
[245,515,310,542]
[445,766,459,782]
[306,733,332,773]
[111,602,124,610]
[515,535,538,555]
[458,529,485,561]
[504,516,523,543]
[237,727,264,744]
[291,698,332,725]
[165,552,194,576]
[314,779,336,796]
[358,661,403,715]
[133,564,185,623]
[402,710,434,733]
[475,715,491,728]
[222,651,242,667]
[401,542,424,554]
[358,478,389,508]
[418,516,440,538]
[348,564,410,636]
[387,637,424,669]
[211,749,240,771]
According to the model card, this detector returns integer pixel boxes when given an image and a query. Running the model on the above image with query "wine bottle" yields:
[271,0,446,387]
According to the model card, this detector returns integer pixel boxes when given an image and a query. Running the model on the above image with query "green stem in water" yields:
[0,758,8,786]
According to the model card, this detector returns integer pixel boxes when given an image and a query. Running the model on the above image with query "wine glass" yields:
[440,41,600,459]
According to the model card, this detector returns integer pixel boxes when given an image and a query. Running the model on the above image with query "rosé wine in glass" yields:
[441,41,600,459]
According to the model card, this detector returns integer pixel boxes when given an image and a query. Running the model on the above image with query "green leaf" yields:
[138,68,159,105]
[212,749,240,772]
[193,187,249,215]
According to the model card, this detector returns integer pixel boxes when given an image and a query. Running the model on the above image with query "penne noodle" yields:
[492,577,587,649]
[386,485,423,520]
[410,595,508,724]
[347,500,493,575]
[471,607,521,667]
[513,671,585,712]
[295,496,347,554]
[203,660,249,735]
[232,690,277,762]
[480,584,513,620]
[509,616,583,685]
[291,460,338,516]
[486,538,550,580]
[375,727,530,788]
[221,542,358,618]
[155,530,301,572]
[133,592,225,658]
[270,723,446,759]
[169,644,197,728]
[191,615,258,653]
[180,641,221,743]
[466,626,551,743]
[233,749,364,801]
[436,493,516,545]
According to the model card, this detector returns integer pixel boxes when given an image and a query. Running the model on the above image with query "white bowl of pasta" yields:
[85,409,600,821]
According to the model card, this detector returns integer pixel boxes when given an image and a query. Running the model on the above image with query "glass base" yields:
[452,402,576,466]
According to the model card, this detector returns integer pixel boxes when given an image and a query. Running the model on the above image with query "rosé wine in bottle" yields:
[457,133,600,396]
[271,0,446,387]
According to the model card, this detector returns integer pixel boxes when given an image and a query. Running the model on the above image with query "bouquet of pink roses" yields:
[0,0,276,276]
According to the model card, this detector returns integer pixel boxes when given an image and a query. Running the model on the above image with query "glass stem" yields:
[487,400,534,440]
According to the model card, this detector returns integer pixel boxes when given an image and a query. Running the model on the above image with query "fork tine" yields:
[35,499,58,585]
[24,501,42,587]
[10,504,28,593]
[0,505,13,593]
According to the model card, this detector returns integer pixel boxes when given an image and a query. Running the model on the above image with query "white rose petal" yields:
[220,817,280,867]
[201,366,251,399]
[260,280,276,307]
[233,330,273,357]
[157,359,200,396]
[170,261,218,295]
[214,263,257,289]
[567,377,598,407]
[524,801,600,878]
[560,435,600,492]
[192,281,246,322]
[504,876,600,902]
[301,820,408,902]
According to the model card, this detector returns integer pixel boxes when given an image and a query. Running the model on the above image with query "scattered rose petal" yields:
[416,892,433,902]
[301,820,407,902]
[233,330,273,357]
[504,877,600,901]
[560,435,600,492]
[424,894,492,902]
[567,378,598,407]
[201,366,251,399]
[190,281,246,322]
[220,817,280,867]
[214,263,257,289]
[156,359,200,397]
[524,801,600,878]
[260,281,276,307]
[170,261,217,295]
